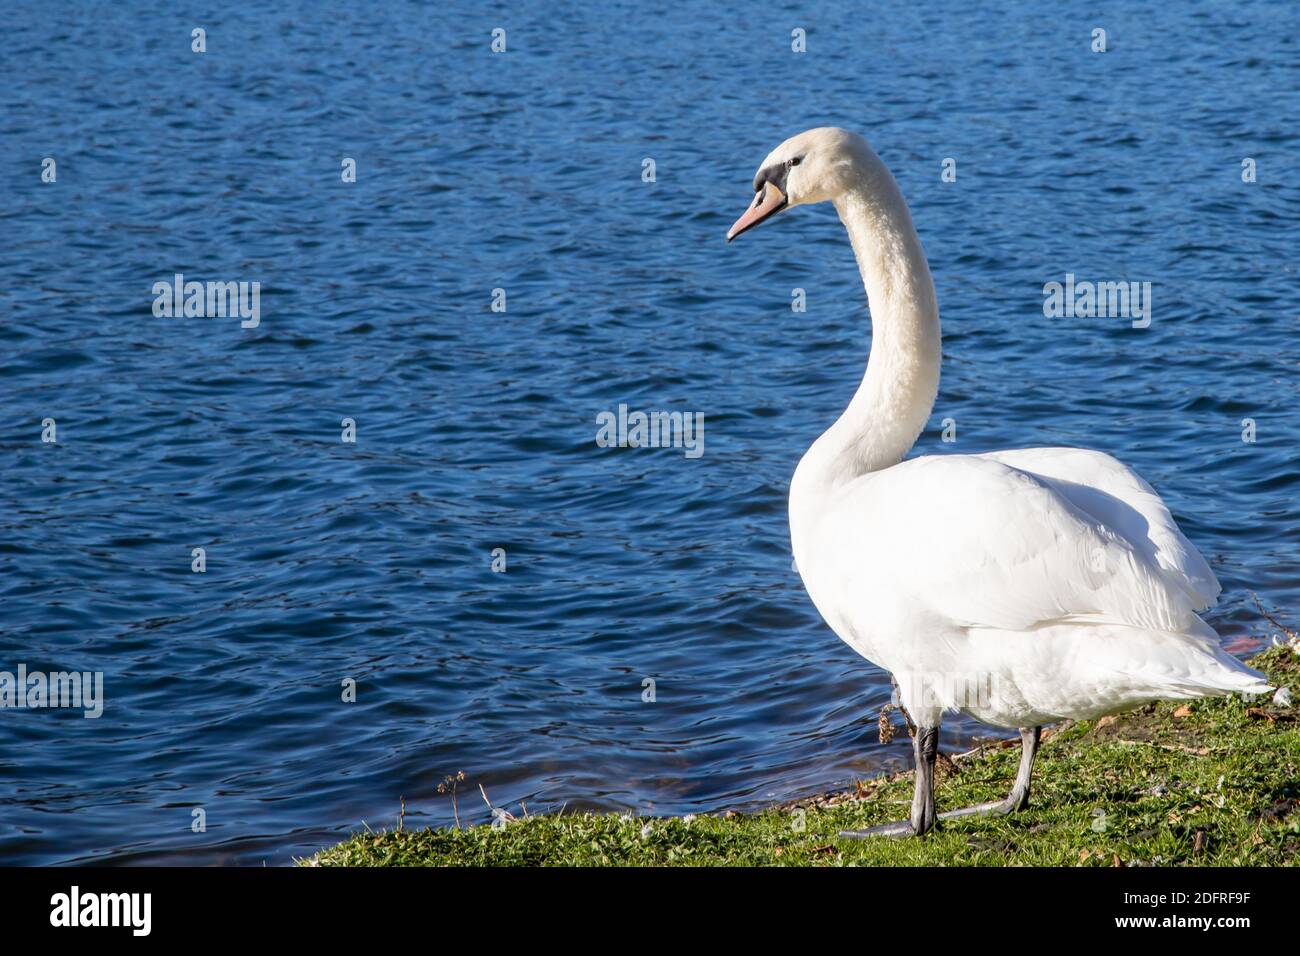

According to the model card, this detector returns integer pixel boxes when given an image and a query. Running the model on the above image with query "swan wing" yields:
[819,454,1200,637]
[982,447,1220,611]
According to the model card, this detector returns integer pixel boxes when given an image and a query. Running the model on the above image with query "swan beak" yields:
[726,182,788,242]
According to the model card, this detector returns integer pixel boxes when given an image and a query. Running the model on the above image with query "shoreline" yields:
[305,646,1299,867]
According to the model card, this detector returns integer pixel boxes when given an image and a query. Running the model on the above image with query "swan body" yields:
[726,127,1270,833]
[795,446,1263,730]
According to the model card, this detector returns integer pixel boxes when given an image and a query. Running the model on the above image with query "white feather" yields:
[759,128,1271,730]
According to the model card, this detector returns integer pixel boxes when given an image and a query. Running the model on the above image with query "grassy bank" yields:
[306,646,1299,866]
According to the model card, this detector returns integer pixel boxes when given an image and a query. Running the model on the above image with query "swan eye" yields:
[789,156,803,167]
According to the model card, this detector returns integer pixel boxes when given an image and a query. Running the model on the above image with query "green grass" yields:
[305,647,1300,866]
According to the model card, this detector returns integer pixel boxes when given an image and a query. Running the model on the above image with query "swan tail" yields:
[966,620,1274,723]
[1156,652,1272,698]
[1127,621,1273,699]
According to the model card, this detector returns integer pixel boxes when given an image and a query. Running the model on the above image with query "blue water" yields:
[2,2,1298,865]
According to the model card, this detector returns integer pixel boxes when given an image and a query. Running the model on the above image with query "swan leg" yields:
[840,723,940,838]
[1004,724,1041,811]
[938,725,1042,820]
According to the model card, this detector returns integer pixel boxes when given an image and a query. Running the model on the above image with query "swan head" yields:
[726,127,873,241]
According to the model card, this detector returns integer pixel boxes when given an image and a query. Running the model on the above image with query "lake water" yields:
[1,1,1297,865]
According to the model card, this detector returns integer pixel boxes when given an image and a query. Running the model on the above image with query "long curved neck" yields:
[791,162,940,546]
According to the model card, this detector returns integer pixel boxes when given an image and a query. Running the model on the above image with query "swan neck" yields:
[799,169,940,492]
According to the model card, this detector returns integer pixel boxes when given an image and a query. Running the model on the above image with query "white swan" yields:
[727,127,1271,836]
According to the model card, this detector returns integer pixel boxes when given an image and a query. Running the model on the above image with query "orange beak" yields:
[726,182,788,242]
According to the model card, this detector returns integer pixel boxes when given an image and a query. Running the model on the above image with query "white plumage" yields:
[727,127,1269,834]
[796,447,1267,730]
